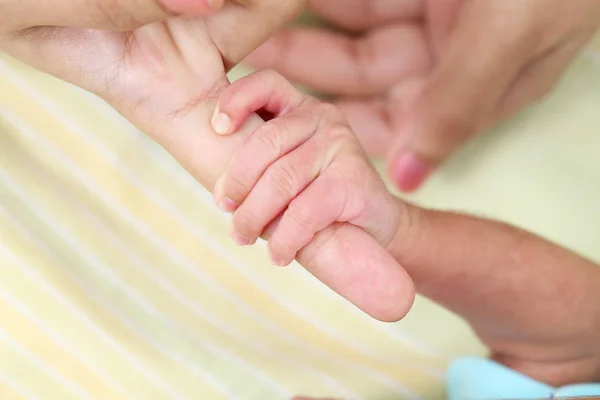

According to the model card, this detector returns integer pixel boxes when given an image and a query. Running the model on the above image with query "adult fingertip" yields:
[160,0,223,16]
[390,151,434,193]
[371,282,416,323]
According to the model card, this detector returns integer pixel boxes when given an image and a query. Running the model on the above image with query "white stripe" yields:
[0,288,131,399]
[0,59,446,366]
[584,48,600,66]
[0,172,287,400]
[0,369,40,400]
[0,326,93,400]
[0,213,236,400]
[0,219,189,399]
[0,59,445,374]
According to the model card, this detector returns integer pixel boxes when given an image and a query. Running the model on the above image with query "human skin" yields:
[0,0,416,321]
[212,62,600,389]
[2,0,600,387]
[246,0,600,192]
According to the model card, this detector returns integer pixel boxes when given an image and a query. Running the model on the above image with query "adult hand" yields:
[292,202,600,399]
[0,0,417,322]
[246,0,600,191]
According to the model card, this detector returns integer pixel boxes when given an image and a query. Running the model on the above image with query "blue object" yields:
[447,356,600,399]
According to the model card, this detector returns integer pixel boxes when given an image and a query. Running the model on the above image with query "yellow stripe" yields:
[0,375,29,400]
[0,213,232,400]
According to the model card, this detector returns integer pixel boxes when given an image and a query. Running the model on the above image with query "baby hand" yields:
[212,70,401,267]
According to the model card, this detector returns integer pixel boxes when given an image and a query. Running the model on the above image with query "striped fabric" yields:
[1,32,600,400]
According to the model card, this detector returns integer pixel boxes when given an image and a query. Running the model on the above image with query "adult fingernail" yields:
[161,0,221,15]
[392,152,432,192]
[218,197,237,213]
[233,232,250,246]
[212,111,232,135]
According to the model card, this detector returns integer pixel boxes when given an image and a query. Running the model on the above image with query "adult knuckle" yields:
[435,108,476,147]
[353,37,378,86]
[319,123,360,164]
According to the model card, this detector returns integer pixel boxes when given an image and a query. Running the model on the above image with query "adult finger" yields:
[297,223,415,323]
[334,78,424,157]
[306,0,422,32]
[245,23,431,96]
[494,35,591,125]
[386,204,600,385]
[0,0,223,33]
[387,1,544,192]
[336,99,393,157]
[206,0,305,69]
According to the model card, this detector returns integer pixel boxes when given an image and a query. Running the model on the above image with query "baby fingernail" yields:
[212,112,232,135]
[233,232,250,246]
[393,152,432,192]
[271,258,286,267]
[218,197,237,213]
[268,248,288,267]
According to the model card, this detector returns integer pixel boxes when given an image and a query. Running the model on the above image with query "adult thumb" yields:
[387,1,538,192]
[2,0,224,33]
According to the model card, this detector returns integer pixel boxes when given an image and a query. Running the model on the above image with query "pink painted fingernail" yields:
[233,232,250,246]
[393,152,432,192]
[218,197,237,213]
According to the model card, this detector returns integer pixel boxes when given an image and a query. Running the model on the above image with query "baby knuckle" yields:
[316,102,342,120]
[286,200,315,231]
[267,162,299,197]
[324,123,354,143]
[255,68,284,83]
[255,122,286,156]
[224,170,253,199]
